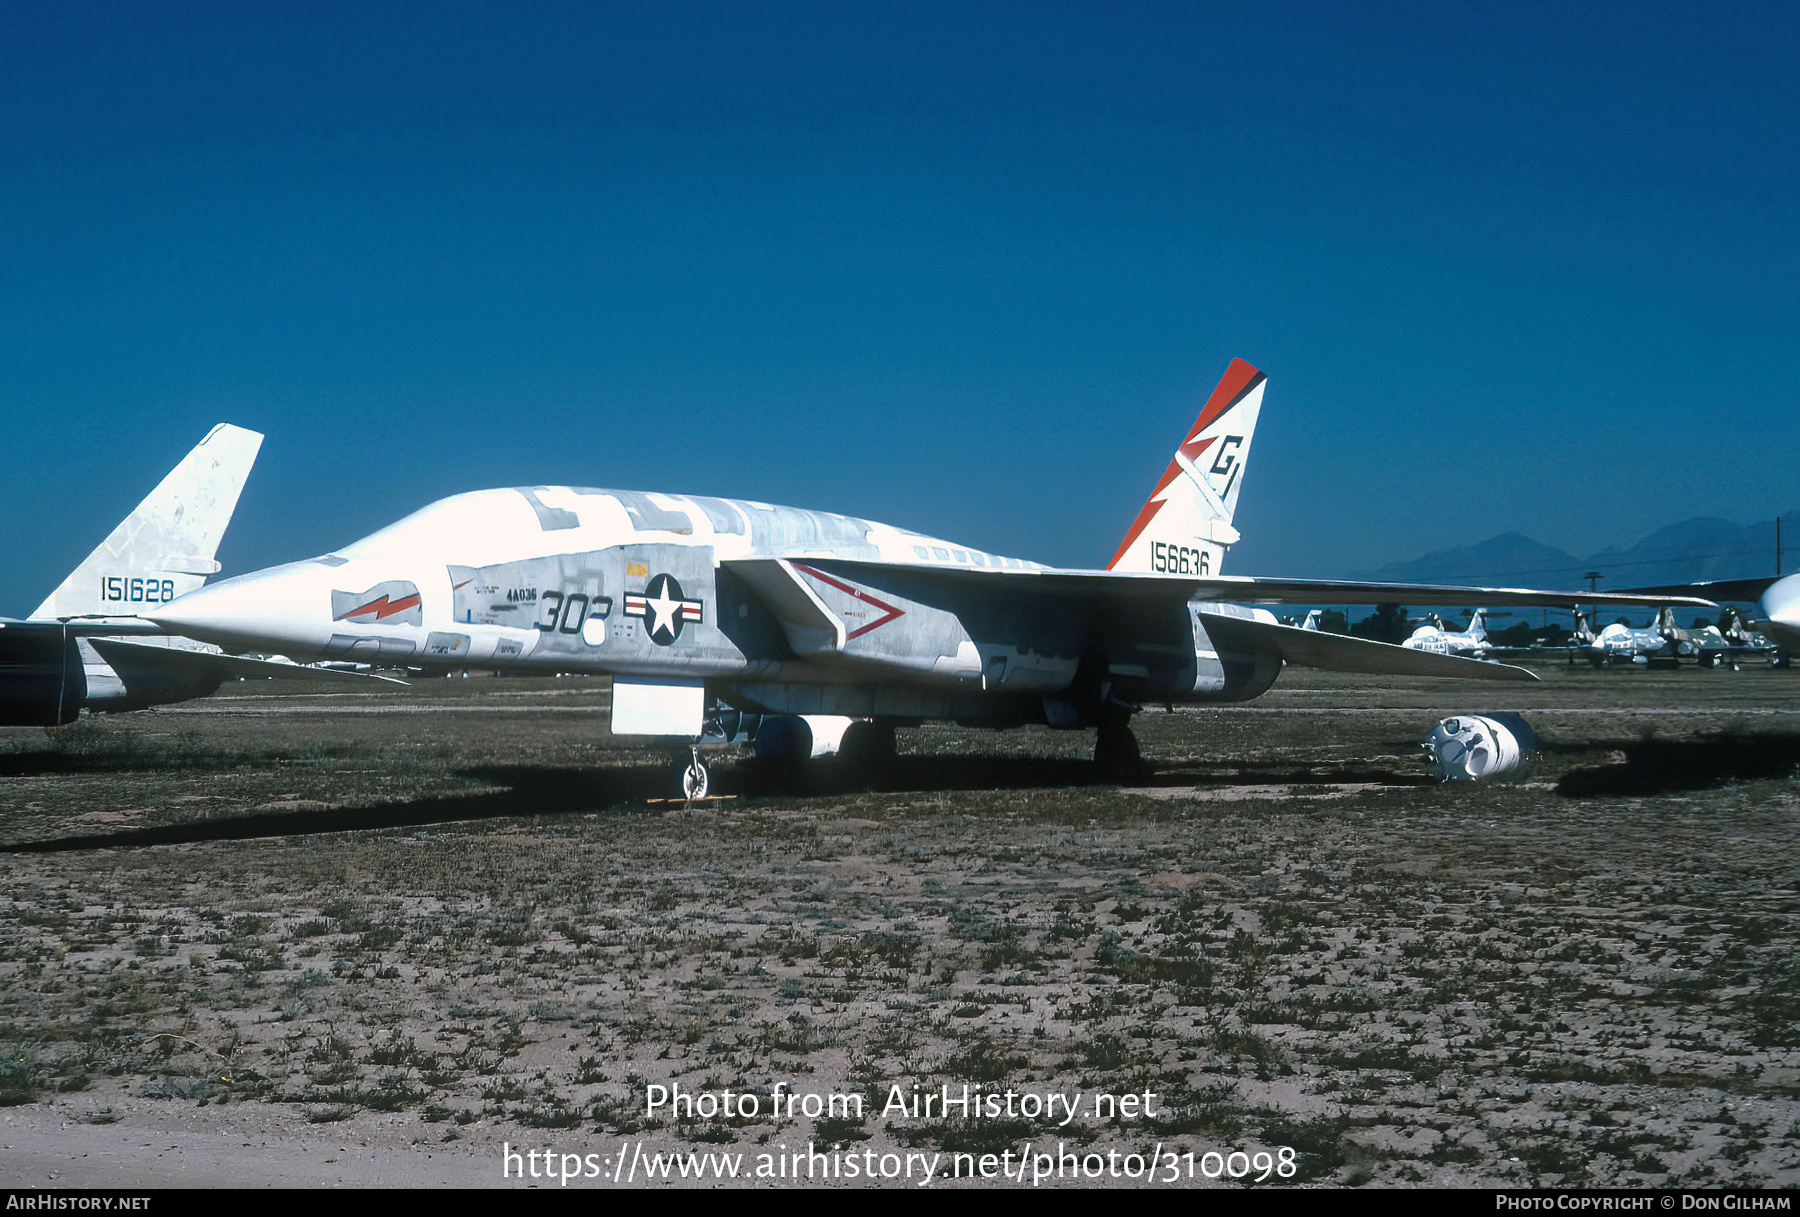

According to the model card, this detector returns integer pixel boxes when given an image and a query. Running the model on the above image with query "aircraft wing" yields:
[758,558,1717,610]
[1613,577,1781,604]
[1194,610,1536,681]
[87,639,409,687]
[0,617,166,636]
[721,557,1541,683]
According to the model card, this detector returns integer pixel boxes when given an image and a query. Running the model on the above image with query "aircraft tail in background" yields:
[30,423,263,621]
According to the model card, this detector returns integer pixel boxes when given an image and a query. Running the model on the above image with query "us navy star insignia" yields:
[623,573,703,645]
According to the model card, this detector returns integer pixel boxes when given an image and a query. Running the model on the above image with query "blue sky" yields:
[4,1,1796,616]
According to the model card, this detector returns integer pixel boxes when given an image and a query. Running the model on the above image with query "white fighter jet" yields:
[1569,606,1730,668]
[1401,609,1495,659]
[1615,575,1800,667]
[144,360,1710,793]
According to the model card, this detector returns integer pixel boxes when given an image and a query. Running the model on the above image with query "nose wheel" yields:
[677,745,710,802]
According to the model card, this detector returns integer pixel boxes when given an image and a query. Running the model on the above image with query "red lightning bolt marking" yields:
[335,593,421,621]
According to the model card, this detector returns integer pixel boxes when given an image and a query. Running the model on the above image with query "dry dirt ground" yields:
[1,664,1797,1189]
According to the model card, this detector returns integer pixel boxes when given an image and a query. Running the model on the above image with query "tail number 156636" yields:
[1151,543,1210,575]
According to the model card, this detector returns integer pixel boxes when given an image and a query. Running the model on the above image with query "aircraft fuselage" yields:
[148,486,1276,728]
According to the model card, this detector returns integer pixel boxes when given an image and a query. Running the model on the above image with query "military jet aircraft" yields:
[1619,576,1800,667]
[1671,576,1800,667]
[144,360,1710,794]
[1570,606,1731,668]
[1571,608,1671,666]
[1,424,395,726]
[1401,609,1495,659]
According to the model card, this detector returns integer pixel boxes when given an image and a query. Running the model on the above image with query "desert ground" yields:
[1,662,1797,1188]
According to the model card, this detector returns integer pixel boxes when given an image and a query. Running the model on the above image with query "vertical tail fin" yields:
[1570,609,1597,643]
[30,423,264,620]
[1107,358,1266,574]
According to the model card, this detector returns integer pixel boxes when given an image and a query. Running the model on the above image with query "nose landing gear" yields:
[676,745,709,802]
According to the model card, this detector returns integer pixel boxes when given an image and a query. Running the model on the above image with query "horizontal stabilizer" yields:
[1197,612,1538,682]
[0,617,165,637]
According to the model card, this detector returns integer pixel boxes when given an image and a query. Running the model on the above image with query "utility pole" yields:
[1584,571,1602,595]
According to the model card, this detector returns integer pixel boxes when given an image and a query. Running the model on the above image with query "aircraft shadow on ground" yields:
[1556,732,1800,797]
[0,766,666,854]
[1,754,1436,853]
[736,755,1435,796]
[0,752,211,778]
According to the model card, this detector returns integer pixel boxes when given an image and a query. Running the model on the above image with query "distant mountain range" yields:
[1357,511,1800,597]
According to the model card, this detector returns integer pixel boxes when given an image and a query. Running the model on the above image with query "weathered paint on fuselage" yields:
[173,487,1027,665]
[149,486,1274,727]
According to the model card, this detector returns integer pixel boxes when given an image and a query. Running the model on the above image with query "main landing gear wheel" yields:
[837,720,897,783]
[1094,718,1142,781]
[678,746,709,801]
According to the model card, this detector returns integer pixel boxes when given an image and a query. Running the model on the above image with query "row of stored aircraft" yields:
[5,359,1778,794]
[1312,602,1777,669]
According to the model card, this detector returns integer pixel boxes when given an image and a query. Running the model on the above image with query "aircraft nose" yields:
[144,561,331,652]
[1762,575,1800,624]
[1761,574,1800,647]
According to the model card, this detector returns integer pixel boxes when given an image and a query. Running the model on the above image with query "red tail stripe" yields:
[1105,359,1262,571]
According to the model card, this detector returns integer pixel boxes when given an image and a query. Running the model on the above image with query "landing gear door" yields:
[611,677,706,737]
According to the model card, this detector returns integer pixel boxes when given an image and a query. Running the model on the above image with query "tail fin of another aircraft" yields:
[1468,609,1490,641]
[30,423,264,620]
[1107,358,1266,574]
[1570,609,1597,644]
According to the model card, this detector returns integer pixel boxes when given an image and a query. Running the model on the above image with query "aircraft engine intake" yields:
[754,714,855,760]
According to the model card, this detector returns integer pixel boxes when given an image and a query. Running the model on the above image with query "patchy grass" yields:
[0,667,1797,1185]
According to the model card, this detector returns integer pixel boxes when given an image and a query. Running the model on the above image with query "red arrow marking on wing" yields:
[792,563,906,640]
[335,593,421,621]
